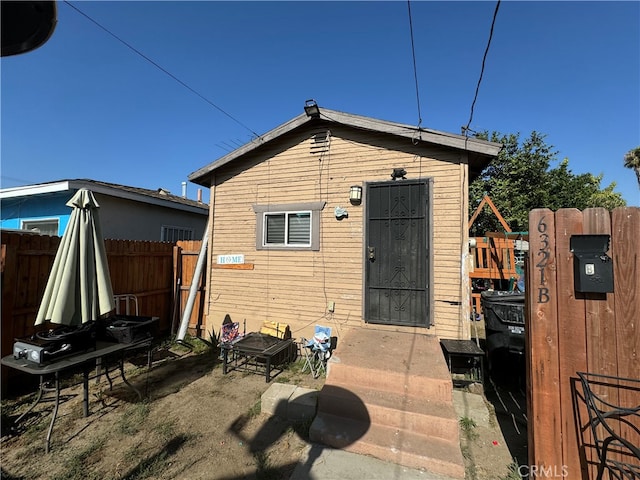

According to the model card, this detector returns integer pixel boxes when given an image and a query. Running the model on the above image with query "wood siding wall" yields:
[526,207,640,478]
[204,126,470,341]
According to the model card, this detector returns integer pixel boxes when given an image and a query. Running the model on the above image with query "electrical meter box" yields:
[570,234,614,293]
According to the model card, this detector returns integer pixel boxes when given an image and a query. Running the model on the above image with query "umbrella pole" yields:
[176,220,209,342]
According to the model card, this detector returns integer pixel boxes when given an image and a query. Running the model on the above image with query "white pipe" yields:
[176,219,209,341]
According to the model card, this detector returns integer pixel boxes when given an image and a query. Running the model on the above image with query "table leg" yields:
[119,358,142,401]
[265,357,271,383]
[83,366,90,417]
[222,348,229,375]
[45,373,60,454]
[15,375,46,424]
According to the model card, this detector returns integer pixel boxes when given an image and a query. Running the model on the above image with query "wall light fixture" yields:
[349,185,363,205]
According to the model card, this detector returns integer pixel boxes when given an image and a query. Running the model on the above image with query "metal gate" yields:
[365,180,430,327]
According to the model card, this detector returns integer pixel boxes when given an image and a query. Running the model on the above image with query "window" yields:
[161,225,194,242]
[21,219,59,236]
[253,202,325,251]
[264,211,311,246]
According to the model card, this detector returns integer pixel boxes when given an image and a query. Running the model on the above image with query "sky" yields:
[1,1,639,207]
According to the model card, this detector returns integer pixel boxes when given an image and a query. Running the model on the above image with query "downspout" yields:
[176,218,210,342]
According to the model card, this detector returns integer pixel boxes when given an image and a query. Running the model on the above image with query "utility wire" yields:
[463,0,501,136]
[64,1,261,140]
[407,0,422,129]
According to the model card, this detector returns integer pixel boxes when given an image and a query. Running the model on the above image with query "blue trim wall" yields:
[0,192,75,235]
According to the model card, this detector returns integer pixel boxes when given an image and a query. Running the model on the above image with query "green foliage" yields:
[470,131,626,235]
[53,437,106,480]
[499,461,523,479]
[118,402,151,435]
[624,146,640,187]
[459,416,479,440]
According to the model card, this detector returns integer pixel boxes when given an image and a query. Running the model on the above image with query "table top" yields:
[227,333,293,356]
[1,339,151,375]
[440,339,484,356]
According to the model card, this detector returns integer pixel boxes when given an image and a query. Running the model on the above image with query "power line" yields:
[63,1,261,140]
[407,0,423,128]
[463,0,501,136]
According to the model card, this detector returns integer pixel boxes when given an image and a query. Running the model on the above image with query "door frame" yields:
[362,178,434,328]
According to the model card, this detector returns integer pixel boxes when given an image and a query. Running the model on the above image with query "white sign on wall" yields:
[217,254,245,265]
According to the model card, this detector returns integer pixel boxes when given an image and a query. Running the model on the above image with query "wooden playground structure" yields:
[468,196,527,317]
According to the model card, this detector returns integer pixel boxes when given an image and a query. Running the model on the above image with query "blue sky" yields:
[2,1,639,206]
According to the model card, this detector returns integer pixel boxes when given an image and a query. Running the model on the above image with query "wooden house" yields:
[189,106,502,341]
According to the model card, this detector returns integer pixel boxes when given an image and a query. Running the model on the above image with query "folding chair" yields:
[218,318,244,360]
[301,325,334,378]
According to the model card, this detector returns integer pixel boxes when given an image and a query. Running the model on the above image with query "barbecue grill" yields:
[13,322,97,365]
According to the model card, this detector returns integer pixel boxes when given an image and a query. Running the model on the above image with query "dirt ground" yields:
[1,337,522,480]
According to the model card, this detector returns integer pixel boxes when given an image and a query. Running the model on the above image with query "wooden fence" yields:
[172,240,208,339]
[527,207,639,479]
[1,231,206,393]
[470,235,520,315]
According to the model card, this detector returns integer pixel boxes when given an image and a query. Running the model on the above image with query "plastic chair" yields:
[301,325,334,378]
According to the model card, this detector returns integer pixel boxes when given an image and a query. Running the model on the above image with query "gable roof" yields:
[188,107,503,186]
[0,179,208,215]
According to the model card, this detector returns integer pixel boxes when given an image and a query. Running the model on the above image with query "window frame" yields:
[253,201,325,251]
[21,218,59,236]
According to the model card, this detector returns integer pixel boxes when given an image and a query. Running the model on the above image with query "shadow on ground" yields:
[483,346,528,467]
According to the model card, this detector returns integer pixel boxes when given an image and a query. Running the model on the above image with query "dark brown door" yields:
[365,180,430,327]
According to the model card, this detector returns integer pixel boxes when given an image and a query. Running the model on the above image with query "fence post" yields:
[527,208,563,471]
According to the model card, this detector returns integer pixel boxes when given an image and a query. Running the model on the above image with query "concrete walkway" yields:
[289,445,458,480]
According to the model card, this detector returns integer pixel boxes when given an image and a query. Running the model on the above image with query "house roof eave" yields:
[188,107,503,187]
[0,179,209,215]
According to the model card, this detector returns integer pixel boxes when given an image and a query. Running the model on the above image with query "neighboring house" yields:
[0,179,208,241]
[189,106,502,340]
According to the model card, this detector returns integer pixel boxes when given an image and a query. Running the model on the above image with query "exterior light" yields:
[391,168,407,180]
[304,99,320,118]
[349,185,362,205]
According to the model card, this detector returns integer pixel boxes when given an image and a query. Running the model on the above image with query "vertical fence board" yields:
[554,209,589,479]
[583,208,619,476]
[1,242,18,393]
[611,207,640,380]
[611,207,640,452]
[583,209,618,378]
[527,208,564,471]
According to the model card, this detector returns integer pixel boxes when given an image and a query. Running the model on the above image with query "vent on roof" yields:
[157,188,171,196]
[310,130,330,154]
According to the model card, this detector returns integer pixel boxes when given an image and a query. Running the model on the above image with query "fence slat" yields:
[611,207,640,453]
[527,208,564,471]
[554,209,589,479]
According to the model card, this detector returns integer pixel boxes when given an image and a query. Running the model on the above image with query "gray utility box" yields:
[570,234,614,293]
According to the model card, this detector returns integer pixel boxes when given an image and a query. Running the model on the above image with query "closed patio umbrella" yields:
[35,188,115,326]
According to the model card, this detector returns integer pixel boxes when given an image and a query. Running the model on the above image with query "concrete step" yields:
[309,412,465,479]
[328,361,452,403]
[317,383,459,441]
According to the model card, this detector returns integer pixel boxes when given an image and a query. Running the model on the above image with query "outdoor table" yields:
[221,332,294,382]
[1,339,151,453]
